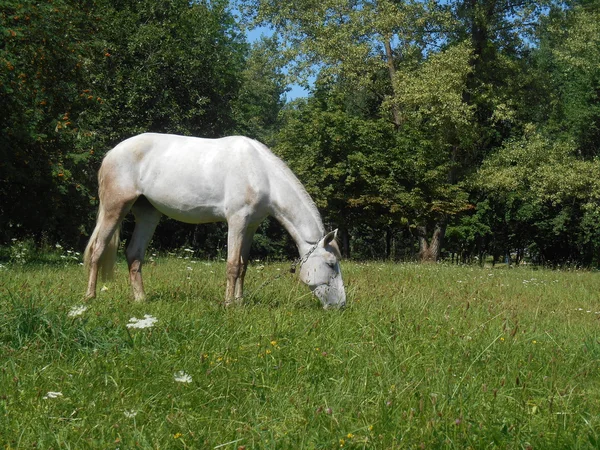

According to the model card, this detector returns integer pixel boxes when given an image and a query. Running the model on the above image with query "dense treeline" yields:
[1,0,600,265]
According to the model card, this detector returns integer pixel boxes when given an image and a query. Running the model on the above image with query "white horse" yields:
[83,133,346,309]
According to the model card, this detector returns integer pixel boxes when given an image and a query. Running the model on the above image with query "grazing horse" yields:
[83,133,346,309]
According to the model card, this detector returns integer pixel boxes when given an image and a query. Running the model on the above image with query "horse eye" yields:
[327,262,335,268]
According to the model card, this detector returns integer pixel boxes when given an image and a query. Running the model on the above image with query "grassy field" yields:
[1,251,599,449]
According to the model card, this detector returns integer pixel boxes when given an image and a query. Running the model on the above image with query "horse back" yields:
[100,133,274,224]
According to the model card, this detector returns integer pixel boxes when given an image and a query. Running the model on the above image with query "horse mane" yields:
[248,139,324,239]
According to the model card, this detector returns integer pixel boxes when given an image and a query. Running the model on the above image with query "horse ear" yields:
[321,229,338,247]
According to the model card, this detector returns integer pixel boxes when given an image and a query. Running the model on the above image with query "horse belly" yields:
[136,166,226,224]
[140,183,226,224]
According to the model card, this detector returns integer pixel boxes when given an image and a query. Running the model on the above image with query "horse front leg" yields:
[234,224,258,300]
[225,260,241,306]
[225,218,257,306]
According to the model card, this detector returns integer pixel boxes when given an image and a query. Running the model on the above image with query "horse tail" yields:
[83,201,121,282]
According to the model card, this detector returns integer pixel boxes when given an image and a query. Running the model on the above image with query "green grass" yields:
[1,256,599,449]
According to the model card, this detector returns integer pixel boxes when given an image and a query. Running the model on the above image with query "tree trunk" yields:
[339,226,351,259]
[385,226,393,259]
[384,37,402,129]
[417,221,446,263]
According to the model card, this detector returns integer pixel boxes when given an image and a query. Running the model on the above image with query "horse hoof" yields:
[223,298,243,307]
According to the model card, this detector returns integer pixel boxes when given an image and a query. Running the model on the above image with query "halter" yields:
[289,240,321,274]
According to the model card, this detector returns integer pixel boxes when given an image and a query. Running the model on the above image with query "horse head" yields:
[299,230,346,309]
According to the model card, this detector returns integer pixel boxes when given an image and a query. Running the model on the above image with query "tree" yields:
[82,0,246,145]
[475,126,600,264]
[274,87,399,257]
[537,0,600,157]
[241,0,482,260]
[232,35,288,143]
[389,42,476,261]
[469,1,600,265]
[0,0,256,248]
[0,0,97,244]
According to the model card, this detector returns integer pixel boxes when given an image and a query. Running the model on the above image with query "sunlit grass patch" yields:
[1,258,599,448]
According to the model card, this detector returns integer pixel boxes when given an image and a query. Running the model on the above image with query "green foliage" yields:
[242,0,448,90]
[475,126,600,264]
[391,42,476,218]
[232,36,287,142]
[1,0,279,250]
[276,91,399,229]
[537,1,600,156]
[468,0,600,265]
[0,0,98,244]
[83,0,246,143]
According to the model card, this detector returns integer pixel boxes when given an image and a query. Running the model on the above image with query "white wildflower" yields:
[100,285,109,292]
[174,371,192,383]
[68,305,88,318]
[124,410,138,418]
[43,391,63,399]
[126,314,158,329]
[55,243,62,249]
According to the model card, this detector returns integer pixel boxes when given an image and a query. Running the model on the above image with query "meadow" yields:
[1,249,599,449]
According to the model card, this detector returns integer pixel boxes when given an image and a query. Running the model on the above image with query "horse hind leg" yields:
[126,196,162,302]
[85,197,135,300]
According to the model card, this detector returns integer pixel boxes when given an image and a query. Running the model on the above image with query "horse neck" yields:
[269,173,325,256]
